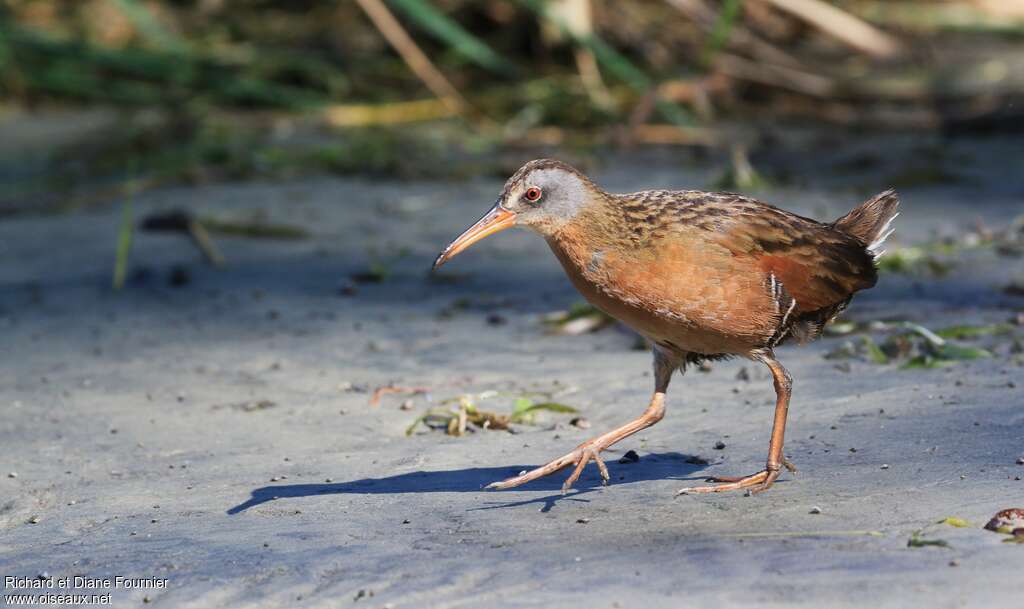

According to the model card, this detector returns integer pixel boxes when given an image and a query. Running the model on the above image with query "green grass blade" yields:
[112,196,134,291]
[388,0,516,74]
[701,0,743,66]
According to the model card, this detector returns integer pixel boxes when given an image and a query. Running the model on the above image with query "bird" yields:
[433,159,898,495]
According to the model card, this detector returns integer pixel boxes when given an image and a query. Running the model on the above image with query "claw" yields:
[782,457,798,473]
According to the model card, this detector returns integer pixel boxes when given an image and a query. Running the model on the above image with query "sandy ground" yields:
[1,134,1023,608]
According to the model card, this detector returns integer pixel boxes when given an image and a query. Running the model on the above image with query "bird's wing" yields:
[698,194,878,314]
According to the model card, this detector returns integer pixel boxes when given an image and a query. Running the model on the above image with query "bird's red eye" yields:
[524,187,542,203]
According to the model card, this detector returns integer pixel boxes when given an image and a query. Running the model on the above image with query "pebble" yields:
[27,516,39,524]
[619,450,640,464]
[713,441,726,450]
[949,560,959,567]
[576,518,590,524]
[7,472,16,478]
[1016,457,1024,465]
[880,464,890,470]
[400,400,414,411]
[809,506,822,514]
[570,417,591,429]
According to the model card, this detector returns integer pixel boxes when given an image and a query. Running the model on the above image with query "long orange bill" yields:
[432,204,517,270]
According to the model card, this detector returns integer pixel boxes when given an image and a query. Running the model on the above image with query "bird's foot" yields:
[676,458,796,495]
[485,440,611,494]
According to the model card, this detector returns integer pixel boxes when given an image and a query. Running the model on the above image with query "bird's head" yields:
[433,159,597,270]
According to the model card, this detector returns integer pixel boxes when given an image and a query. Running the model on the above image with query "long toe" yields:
[676,469,771,495]
[485,450,580,490]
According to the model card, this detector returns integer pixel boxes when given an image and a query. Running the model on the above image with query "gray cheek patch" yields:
[529,169,589,225]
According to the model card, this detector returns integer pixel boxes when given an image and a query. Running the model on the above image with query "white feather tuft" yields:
[868,212,899,257]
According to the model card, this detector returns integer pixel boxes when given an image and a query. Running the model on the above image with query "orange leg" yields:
[678,350,794,495]
[487,347,682,494]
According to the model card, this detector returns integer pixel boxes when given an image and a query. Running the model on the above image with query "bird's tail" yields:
[832,189,900,258]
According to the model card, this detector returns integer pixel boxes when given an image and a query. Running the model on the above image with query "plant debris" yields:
[199,216,310,240]
[907,532,949,548]
[542,303,615,335]
[937,517,971,528]
[141,210,224,267]
[351,262,392,284]
[369,385,430,407]
[824,321,1003,368]
[876,246,955,277]
[405,391,578,436]
[570,416,591,429]
[211,399,277,412]
[935,324,1014,340]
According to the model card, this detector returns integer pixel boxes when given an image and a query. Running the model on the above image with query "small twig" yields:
[545,0,613,108]
[368,385,430,407]
[714,53,836,97]
[354,0,473,119]
[761,0,903,59]
[187,219,225,268]
[627,124,719,146]
[520,0,693,127]
[139,210,225,267]
[667,0,804,69]
[322,99,455,127]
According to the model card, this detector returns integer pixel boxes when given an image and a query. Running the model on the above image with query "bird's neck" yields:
[544,200,628,282]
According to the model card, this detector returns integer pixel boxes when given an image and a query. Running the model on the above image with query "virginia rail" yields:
[434,159,898,494]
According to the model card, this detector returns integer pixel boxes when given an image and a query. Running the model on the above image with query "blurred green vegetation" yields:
[1,0,1023,210]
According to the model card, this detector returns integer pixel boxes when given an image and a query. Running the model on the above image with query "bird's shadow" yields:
[227,452,710,515]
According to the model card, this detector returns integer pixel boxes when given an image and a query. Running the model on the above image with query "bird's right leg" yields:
[486,346,682,494]
[677,350,794,494]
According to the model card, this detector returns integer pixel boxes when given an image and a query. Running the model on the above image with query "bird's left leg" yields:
[486,347,682,493]
[678,350,794,495]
